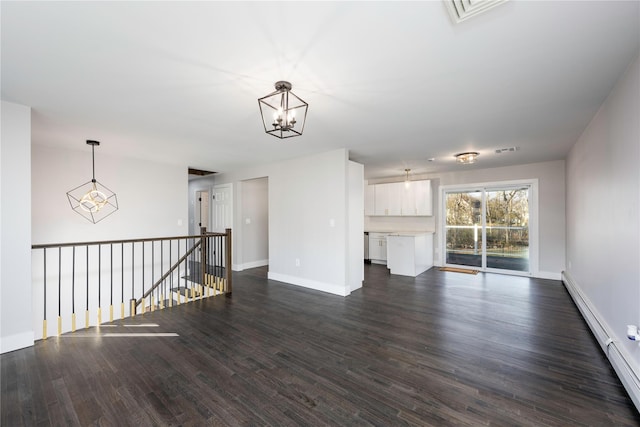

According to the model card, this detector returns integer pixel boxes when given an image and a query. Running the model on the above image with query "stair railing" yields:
[31,228,232,339]
[134,227,233,309]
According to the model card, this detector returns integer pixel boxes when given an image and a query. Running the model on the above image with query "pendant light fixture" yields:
[66,140,118,224]
[258,81,308,139]
[404,168,411,189]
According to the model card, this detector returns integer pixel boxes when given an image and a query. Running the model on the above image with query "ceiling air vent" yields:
[495,147,520,154]
[444,0,509,24]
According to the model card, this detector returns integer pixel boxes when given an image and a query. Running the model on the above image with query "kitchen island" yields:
[386,232,434,277]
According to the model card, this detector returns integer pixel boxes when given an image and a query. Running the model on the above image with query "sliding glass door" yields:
[445,191,483,267]
[445,185,531,274]
[485,188,529,272]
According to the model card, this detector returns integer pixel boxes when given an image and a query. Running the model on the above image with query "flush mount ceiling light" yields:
[455,152,479,164]
[66,140,118,224]
[258,81,308,139]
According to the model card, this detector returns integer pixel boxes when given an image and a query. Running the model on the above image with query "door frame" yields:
[212,183,233,233]
[438,179,539,276]
[194,190,210,231]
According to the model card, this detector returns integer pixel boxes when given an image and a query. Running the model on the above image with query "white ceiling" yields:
[2,1,639,179]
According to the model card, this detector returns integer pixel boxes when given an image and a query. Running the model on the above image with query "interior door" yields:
[195,190,209,230]
[212,184,232,233]
[211,184,233,268]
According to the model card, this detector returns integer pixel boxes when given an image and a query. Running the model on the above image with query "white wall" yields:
[1,101,34,353]
[368,160,566,278]
[214,148,362,296]
[239,177,268,270]
[32,145,188,243]
[348,161,364,292]
[565,54,639,406]
[268,149,351,295]
[366,214,436,234]
[30,144,189,338]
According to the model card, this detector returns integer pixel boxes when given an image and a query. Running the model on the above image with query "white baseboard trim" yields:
[268,272,349,297]
[0,331,34,354]
[233,259,268,272]
[562,271,640,412]
[535,270,562,280]
[351,281,363,293]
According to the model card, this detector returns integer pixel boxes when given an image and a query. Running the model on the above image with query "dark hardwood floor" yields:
[2,264,639,426]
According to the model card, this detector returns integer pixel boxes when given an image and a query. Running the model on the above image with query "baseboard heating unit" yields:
[562,271,640,412]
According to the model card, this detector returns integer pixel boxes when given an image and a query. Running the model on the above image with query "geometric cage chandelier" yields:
[258,80,308,139]
[66,140,118,224]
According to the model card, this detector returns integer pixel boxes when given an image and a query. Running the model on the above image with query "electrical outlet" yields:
[295,258,300,267]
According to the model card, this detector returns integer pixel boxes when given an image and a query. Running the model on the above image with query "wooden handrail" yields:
[135,227,232,306]
[32,232,227,250]
[32,228,232,338]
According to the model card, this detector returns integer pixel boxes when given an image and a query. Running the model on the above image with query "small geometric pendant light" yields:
[258,81,308,139]
[66,140,118,223]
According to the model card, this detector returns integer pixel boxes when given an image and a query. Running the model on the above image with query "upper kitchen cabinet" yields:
[374,182,402,216]
[364,184,375,216]
[367,180,432,216]
[406,179,432,216]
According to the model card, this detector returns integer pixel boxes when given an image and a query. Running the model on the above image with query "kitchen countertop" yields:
[365,230,434,235]
[387,231,434,237]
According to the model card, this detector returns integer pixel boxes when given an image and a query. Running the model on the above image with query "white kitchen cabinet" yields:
[386,232,434,276]
[401,182,416,216]
[374,183,402,216]
[369,232,389,263]
[412,180,433,216]
[364,184,375,216]
[367,180,432,216]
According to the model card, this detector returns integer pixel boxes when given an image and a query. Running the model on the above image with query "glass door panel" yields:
[445,185,531,274]
[485,187,529,272]
[445,191,483,267]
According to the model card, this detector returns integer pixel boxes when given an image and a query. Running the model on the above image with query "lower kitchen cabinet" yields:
[387,232,434,277]
[369,232,389,264]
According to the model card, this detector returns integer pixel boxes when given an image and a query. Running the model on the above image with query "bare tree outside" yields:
[446,187,529,271]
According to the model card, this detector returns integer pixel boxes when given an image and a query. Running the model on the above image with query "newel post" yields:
[200,227,207,291]
[225,228,232,296]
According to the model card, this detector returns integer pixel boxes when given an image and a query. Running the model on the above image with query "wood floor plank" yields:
[1,264,639,426]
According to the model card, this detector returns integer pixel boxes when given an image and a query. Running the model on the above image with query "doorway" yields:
[443,183,533,274]
[194,190,210,230]
[239,177,269,270]
[212,184,232,232]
